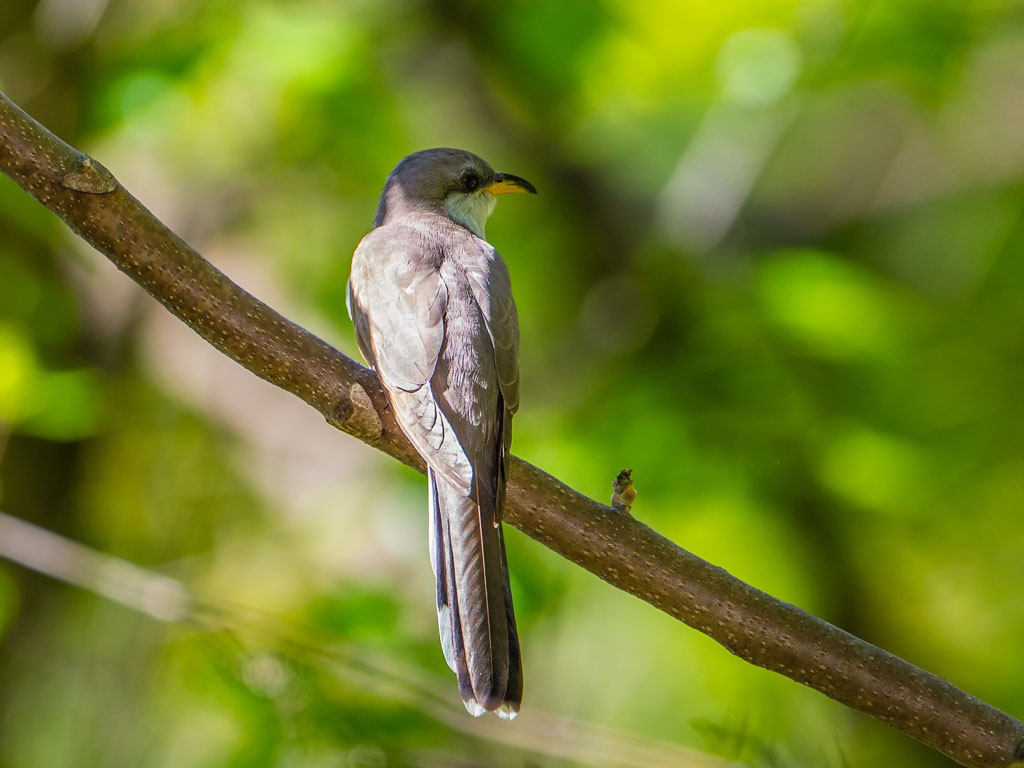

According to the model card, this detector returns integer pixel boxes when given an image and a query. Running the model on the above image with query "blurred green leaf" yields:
[21,368,103,441]
[818,420,929,513]
[0,324,34,422]
[757,249,907,360]
[0,566,18,640]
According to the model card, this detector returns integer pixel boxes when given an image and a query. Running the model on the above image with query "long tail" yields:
[428,469,522,717]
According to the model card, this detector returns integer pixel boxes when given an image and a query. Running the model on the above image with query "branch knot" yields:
[327,382,383,440]
[61,154,117,194]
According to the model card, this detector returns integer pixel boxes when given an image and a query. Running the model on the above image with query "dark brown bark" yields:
[1,90,1021,768]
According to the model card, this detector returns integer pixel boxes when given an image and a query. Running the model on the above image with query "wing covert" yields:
[460,241,520,416]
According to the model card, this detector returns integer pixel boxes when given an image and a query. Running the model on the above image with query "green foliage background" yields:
[1,1,1023,766]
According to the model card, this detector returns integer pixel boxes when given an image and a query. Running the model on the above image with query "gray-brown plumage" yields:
[347,148,535,718]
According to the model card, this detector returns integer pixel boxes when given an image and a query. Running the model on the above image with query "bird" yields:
[347,148,536,718]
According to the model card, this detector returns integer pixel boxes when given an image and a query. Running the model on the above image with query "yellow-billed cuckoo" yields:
[347,148,536,718]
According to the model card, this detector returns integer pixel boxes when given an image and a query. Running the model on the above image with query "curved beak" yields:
[486,172,537,195]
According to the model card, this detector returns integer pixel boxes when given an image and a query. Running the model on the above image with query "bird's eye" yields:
[462,172,479,191]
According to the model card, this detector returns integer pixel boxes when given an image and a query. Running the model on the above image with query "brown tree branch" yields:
[1,90,1021,768]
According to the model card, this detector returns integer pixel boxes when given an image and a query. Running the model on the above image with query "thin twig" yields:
[0,90,1021,767]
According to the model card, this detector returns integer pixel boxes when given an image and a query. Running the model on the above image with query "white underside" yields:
[444,191,497,239]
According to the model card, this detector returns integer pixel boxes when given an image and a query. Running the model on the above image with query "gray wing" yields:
[460,240,519,522]
[347,226,472,495]
[462,242,519,415]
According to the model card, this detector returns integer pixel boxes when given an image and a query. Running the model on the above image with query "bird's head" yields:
[374,148,536,238]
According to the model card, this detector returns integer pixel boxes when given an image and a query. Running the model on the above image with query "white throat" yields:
[444,191,497,239]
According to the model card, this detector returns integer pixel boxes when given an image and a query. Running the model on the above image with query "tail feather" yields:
[497,525,522,719]
[429,469,519,715]
[428,471,456,673]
